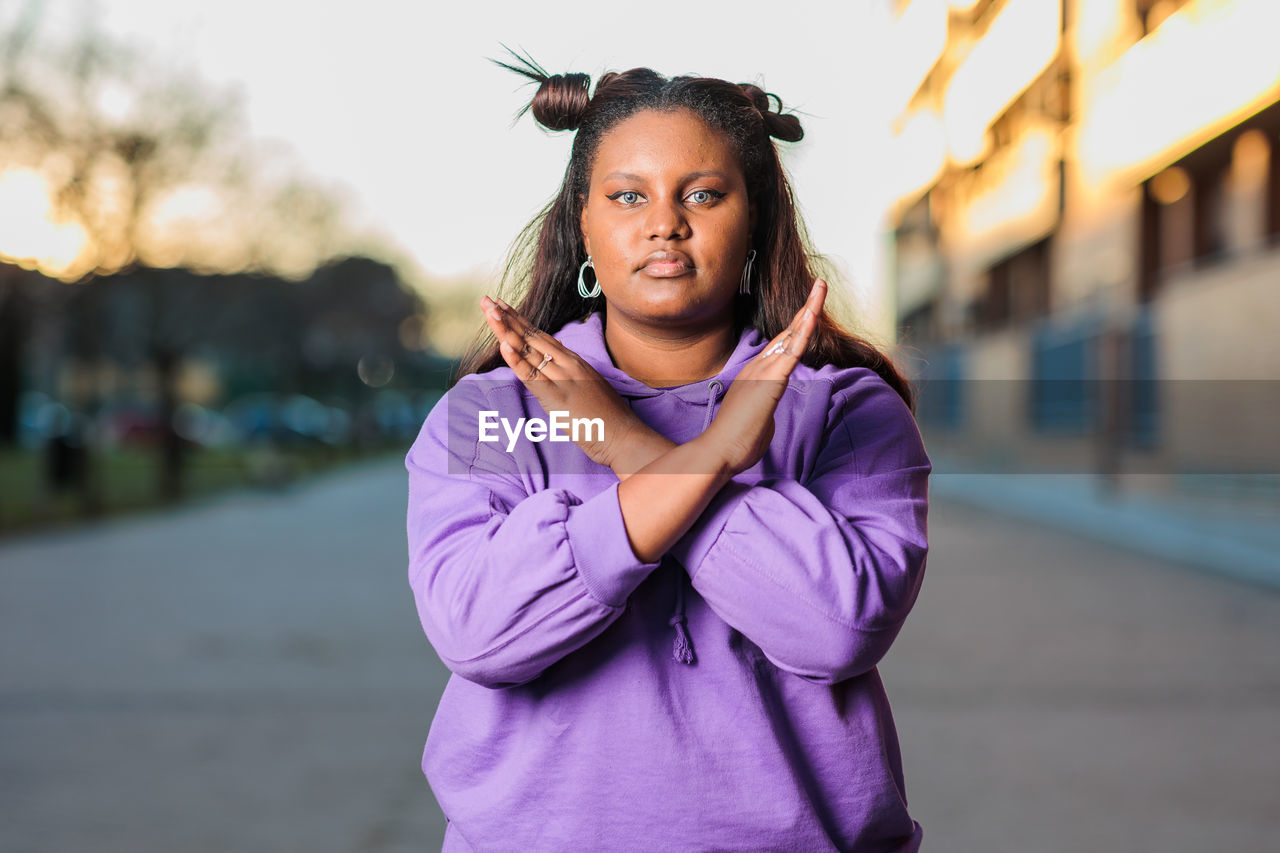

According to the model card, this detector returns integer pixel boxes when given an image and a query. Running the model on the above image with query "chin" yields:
[628,297,728,325]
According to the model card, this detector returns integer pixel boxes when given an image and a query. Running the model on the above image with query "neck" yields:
[602,308,739,388]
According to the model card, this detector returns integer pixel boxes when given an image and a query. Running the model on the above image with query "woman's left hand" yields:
[698,279,827,478]
[480,296,659,474]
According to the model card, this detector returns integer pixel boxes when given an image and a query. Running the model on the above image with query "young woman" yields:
[405,52,931,852]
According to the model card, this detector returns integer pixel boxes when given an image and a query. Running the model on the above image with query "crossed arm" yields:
[405,280,930,688]
[406,364,931,688]
[478,280,826,565]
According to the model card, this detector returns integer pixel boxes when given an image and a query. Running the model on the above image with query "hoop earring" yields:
[577,256,601,299]
[739,248,757,295]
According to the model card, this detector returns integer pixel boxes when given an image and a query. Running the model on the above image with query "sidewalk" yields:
[0,455,442,853]
[927,452,1280,590]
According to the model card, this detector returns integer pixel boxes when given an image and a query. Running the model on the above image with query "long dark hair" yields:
[455,48,917,413]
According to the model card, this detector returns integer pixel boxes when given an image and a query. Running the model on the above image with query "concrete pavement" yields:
[881,496,1280,850]
[927,457,1280,590]
[2,456,1277,851]
[0,455,447,853]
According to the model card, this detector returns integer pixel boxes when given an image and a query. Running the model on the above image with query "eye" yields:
[687,189,725,205]
[607,190,642,205]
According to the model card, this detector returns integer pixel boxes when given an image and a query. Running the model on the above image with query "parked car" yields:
[221,393,353,447]
[95,401,165,448]
[172,402,240,448]
[371,389,418,440]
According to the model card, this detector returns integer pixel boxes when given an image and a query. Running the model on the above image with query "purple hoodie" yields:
[405,310,931,851]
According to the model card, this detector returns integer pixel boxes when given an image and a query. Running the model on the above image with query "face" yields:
[579,108,756,327]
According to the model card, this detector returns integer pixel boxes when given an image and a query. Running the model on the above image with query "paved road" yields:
[2,459,1277,851]
[1,456,445,853]
[882,495,1280,851]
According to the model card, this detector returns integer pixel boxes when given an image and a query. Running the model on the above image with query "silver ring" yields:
[536,352,553,371]
[764,340,787,357]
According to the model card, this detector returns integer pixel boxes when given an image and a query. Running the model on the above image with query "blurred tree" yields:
[0,264,25,446]
[0,1,349,504]
[1,2,346,275]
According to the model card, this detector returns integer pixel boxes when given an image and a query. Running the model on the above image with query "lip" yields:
[639,251,695,277]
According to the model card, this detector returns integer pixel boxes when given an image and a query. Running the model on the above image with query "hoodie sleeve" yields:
[668,371,931,685]
[405,379,664,689]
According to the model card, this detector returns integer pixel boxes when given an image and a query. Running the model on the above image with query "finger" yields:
[757,335,794,363]
[785,279,827,335]
[481,300,552,366]
[767,279,826,353]
[488,299,566,369]
[483,302,561,379]
[758,301,819,363]
[493,298,557,348]
[805,278,827,314]
[499,339,555,382]
[486,300,568,379]
[481,302,523,354]
[782,279,826,347]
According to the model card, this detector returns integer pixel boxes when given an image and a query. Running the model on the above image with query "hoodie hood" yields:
[552,311,769,405]
[552,310,770,664]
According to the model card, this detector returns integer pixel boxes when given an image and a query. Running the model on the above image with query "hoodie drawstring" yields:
[669,379,723,665]
[669,578,695,665]
[701,380,722,432]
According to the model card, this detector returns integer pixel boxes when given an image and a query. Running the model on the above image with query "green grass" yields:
[0,441,407,537]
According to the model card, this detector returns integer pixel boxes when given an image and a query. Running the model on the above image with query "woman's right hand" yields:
[480,295,666,478]
[697,279,827,478]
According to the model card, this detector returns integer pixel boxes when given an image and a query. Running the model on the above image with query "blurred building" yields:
[0,256,454,452]
[887,0,1280,497]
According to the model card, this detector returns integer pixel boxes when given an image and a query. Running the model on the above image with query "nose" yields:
[645,194,690,241]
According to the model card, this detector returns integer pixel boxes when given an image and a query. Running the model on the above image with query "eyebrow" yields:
[601,170,731,184]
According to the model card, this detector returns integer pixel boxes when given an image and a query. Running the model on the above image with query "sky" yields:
[23,0,915,340]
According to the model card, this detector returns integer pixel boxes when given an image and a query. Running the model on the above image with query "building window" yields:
[893,194,945,339]
[1265,129,1280,244]
[978,266,1012,331]
[1146,166,1196,284]
[1191,162,1230,263]
[975,237,1051,333]
[900,298,938,345]
[1139,117,1276,300]
[1223,129,1270,254]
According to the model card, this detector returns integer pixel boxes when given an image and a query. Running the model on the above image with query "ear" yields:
[748,199,758,242]
[579,196,591,256]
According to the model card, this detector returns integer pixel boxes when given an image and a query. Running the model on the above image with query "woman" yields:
[405,51,931,852]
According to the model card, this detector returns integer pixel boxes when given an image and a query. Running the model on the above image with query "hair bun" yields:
[739,83,804,143]
[489,46,593,132]
[530,72,592,132]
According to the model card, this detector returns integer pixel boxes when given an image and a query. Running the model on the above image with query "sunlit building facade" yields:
[888,0,1280,492]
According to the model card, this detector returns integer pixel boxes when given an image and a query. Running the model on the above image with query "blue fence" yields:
[1029,307,1159,447]
[1128,307,1160,449]
[915,342,965,430]
[1029,312,1104,434]
[915,307,1160,449]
